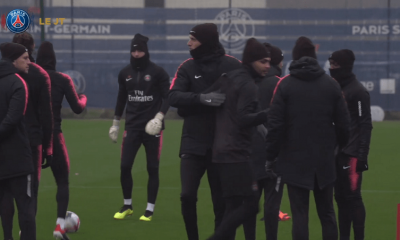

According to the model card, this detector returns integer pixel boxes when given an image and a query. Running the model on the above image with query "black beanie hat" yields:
[37,41,57,71]
[0,42,28,61]
[131,33,149,53]
[329,49,355,70]
[242,38,270,65]
[264,43,284,65]
[292,36,317,60]
[189,23,219,47]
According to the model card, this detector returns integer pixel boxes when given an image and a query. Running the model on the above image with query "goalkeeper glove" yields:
[145,112,164,135]
[109,119,120,143]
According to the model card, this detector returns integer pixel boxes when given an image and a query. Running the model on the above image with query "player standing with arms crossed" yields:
[109,34,170,222]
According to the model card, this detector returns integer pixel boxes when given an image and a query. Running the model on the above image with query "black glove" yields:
[199,92,226,107]
[42,154,53,169]
[356,160,368,172]
[265,160,277,179]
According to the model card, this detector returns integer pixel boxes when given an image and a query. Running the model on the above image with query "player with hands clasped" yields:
[110,33,170,222]
[329,49,373,240]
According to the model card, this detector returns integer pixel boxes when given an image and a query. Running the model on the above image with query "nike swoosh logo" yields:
[205,99,212,103]
[134,44,137,47]
[126,78,132,81]
[195,75,202,79]
[343,166,350,169]
[155,135,161,137]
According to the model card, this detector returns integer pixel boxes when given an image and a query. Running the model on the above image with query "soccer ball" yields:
[65,211,80,233]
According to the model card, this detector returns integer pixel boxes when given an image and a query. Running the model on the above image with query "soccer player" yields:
[206,38,270,240]
[109,33,170,221]
[265,36,351,240]
[0,42,36,240]
[329,49,372,240]
[1,32,53,240]
[168,23,242,240]
[244,43,290,240]
[36,41,87,240]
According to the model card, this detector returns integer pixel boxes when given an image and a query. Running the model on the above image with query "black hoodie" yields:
[250,65,282,180]
[37,41,87,131]
[0,60,33,180]
[265,57,350,190]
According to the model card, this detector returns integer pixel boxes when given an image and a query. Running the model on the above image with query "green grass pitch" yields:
[2,120,400,239]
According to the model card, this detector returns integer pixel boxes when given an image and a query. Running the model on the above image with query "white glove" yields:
[145,112,164,135]
[109,119,120,143]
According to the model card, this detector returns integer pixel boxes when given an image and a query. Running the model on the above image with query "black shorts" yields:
[217,162,258,198]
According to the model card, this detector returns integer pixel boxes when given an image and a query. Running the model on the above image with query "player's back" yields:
[18,62,52,146]
[37,41,87,131]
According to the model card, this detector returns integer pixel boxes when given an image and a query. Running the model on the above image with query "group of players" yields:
[108,23,372,240]
[0,21,372,240]
[0,33,87,240]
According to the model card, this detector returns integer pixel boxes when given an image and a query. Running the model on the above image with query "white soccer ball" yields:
[65,211,80,233]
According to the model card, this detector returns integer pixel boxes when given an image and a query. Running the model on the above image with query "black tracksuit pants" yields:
[120,130,162,205]
[1,145,41,240]
[287,180,338,240]
[207,162,259,240]
[0,175,36,240]
[180,150,225,240]
[50,131,70,219]
[334,153,365,240]
[243,177,284,240]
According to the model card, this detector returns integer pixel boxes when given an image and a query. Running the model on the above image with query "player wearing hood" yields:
[36,41,87,240]
[329,49,372,240]
[265,36,351,240]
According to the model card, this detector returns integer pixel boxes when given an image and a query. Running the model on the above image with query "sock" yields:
[124,199,132,205]
[56,218,65,229]
[146,203,155,212]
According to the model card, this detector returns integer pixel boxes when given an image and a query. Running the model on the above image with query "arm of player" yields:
[109,71,127,142]
[356,90,373,171]
[236,82,268,128]
[60,72,87,114]
[333,89,351,151]
[38,70,54,157]
[168,64,202,107]
[0,75,28,142]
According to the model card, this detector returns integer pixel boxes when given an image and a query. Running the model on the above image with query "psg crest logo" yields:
[6,9,31,33]
[144,75,151,81]
[214,8,255,52]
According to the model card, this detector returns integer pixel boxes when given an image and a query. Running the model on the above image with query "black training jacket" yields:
[250,65,282,180]
[168,46,242,156]
[19,62,54,156]
[0,60,33,180]
[114,61,170,131]
[265,57,350,190]
[210,67,268,163]
[337,74,372,162]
